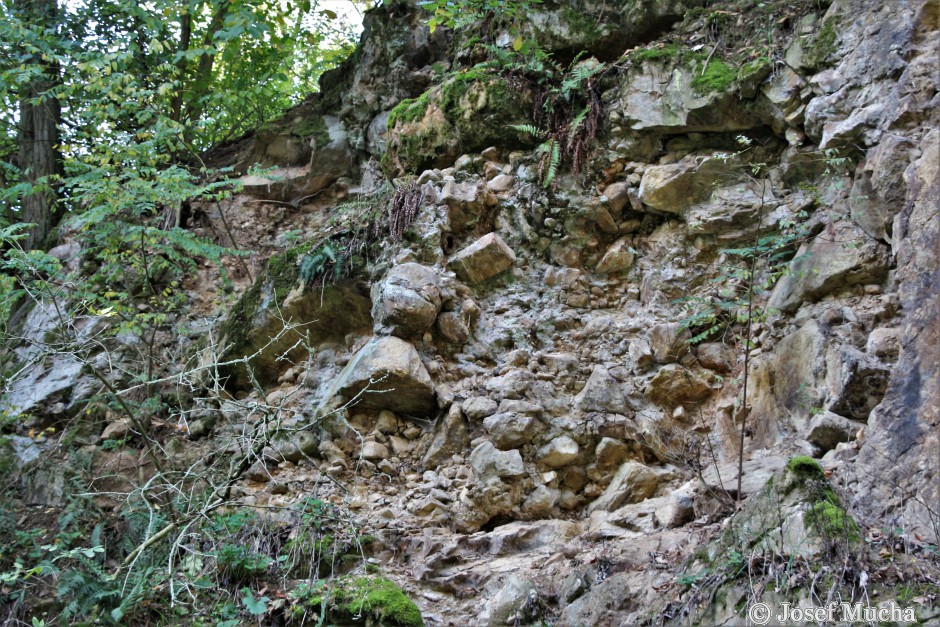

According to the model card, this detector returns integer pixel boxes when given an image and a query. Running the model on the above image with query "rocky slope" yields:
[6,0,938,624]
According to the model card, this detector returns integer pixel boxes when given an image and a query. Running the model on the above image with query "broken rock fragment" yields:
[448,233,516,284]
[320,336,436,416]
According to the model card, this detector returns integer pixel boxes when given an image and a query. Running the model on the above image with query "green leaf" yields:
[241,589,269,616]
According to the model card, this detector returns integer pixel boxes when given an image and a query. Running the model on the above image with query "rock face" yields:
[769,221,891,313]
[320,336,436,416]
[11,0,940,625]
[383,75,534,176]
[447,233,516,284]
[372,262,441,338]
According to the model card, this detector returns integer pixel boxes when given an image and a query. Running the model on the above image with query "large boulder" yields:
[383,74,533,176]
[372,263,441,338]
[219,246,372,389]
[320,336,436,416]
[645,364,712,407]
[447,233,517,284]
[469,441,526,480]
[587,461,671,513]
[769,220,891,313]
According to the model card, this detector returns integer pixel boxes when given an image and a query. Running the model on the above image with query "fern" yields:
[299,242,339,287]
[543,140,561,188]
[509,123,544,138]
[567,106,589,142]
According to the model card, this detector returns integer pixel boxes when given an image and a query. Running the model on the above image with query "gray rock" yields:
[696,342,736,373]
[375,410,399,434]
[424,404,470,468]
[866,327,901,361]
[469,441,526,480]
[463,396,499,420]
[372,263,442,338]
[484,412,537,449]
[701,456,786,497]
[825,345,889,421]
[487,174,514,192]
[575,365,628,413]
[560,571,636,625]
[595,237,636,274]
[639,156,742,214]
[650,323,691,364]
[601,181,631,216]
[448,233,516,284]
[361,441,389,461]
[645,364,712,407]
[479,576,538,627]
[436,311,470,344]
[537,436,579,468]
[805,411,864,453]
[320,336,436,416]
[595,437,629,470]
[629,338,654,368]
[587,461,671,513]
[769,220,891,313]
[522,485,560,517]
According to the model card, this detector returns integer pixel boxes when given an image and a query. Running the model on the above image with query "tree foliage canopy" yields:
[0,0,362,231]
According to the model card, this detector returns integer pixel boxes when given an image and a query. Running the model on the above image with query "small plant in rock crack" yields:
[420,0,542,51]
[509,53,606,188]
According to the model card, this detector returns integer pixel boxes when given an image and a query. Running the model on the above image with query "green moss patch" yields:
[293,115,330,148]
[383,72,533,176]
[691,58,737,94]
[341,577,423,627]
[630,43,681,64]
[388,91,432,129]
[293,576,423,626]
[804,18,837,70]
[805,500,861,542]
[787,455,825,480]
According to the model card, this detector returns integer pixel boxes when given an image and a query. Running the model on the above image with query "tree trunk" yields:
[16,0,63,251]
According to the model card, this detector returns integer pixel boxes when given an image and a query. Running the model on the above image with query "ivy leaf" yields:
[512,35,523,51]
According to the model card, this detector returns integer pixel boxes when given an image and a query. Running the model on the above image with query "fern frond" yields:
[567,106,589,142]
[509,123,544,138]
[544,140,561,188]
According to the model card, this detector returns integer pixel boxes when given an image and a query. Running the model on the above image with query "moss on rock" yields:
[293,115,331,148]
[692,58,737,94]
[383,72,533,176]
[804,500,861,542]
[786,455,825,480]
[804,18,837,70]
[340,576,424,627]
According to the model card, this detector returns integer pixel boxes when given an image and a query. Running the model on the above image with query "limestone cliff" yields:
[5,0,938,624]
